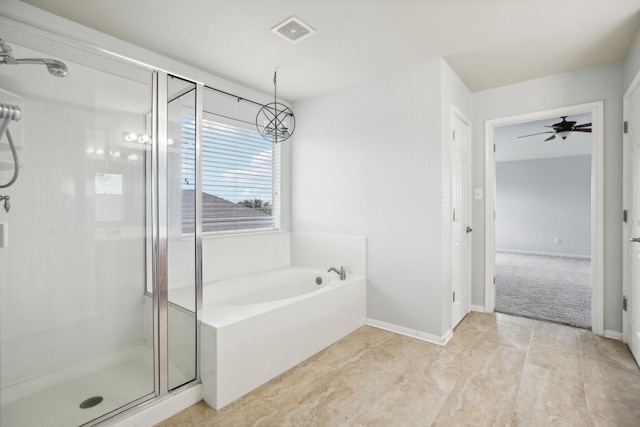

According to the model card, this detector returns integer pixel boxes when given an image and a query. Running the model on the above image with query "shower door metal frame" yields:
[194,80,204,384]
[151,71,170,396]
[151,71,204,397]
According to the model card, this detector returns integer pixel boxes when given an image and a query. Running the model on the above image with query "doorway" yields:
[484,102,604,335]
[493,114,592,328]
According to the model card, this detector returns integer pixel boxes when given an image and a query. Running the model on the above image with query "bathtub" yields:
[200,266,366,409]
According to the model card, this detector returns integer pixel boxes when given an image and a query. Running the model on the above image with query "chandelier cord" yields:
[273,70,278,143]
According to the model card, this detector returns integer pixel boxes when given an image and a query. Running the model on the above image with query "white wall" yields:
[292,58,472,339]
[496,155,592,257]
[291,232,366,276]
[472,61,624,332]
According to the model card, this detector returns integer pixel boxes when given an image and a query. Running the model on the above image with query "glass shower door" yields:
[0,38,155,426]
[166,75,199,390]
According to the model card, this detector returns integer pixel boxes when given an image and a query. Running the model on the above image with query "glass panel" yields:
[0,40,154,425]
[166,76,197,389]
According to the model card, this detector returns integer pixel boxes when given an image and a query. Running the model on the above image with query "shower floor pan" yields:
[0,349,190,427]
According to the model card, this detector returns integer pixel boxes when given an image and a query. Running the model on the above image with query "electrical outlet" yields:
[554,237,561,245]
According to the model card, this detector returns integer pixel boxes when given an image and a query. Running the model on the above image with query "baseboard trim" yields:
[496,248,591,260]
[603,329,623,340]
[366,318,452,346]
[471,305,486,313]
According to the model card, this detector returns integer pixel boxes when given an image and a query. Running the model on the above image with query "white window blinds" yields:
[181,116,280,234]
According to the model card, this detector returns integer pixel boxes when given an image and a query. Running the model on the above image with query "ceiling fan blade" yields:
[544,134,557,141]
[518,131,555,138]
[573,129,592,133]
[573,122,591,128]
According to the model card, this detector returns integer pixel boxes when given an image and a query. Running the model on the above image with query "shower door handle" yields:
[630,237,640,243]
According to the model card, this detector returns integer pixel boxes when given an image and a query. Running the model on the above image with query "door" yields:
[626,83,640,364]
[451,111,472,328]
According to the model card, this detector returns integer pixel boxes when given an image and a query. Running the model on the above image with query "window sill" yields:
[200,228,286,241]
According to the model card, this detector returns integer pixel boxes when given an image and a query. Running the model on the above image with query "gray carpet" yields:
[495,252,592,329]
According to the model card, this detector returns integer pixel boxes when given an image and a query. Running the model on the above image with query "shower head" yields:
[43,59,69,77]
[0,39,68,77]
[5,58,69,77]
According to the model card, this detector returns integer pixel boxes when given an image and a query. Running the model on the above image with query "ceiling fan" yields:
[518,116,592,141]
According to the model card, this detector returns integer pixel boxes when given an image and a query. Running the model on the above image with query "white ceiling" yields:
[16,0,640,102]
[495,113,592,162]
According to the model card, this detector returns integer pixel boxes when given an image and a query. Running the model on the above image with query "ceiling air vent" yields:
[271,16,315,44]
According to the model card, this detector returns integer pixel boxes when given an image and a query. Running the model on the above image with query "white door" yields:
[451,112,472,328]
[626,84,640,364]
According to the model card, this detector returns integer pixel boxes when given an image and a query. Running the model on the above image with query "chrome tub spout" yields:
[328,266,346,280]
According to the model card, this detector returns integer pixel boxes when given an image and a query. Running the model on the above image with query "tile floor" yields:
[157,312,640,426]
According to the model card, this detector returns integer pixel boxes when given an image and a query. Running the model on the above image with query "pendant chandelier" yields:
[256,70,295,143]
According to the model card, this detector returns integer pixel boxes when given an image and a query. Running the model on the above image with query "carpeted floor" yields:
[495,251,592,329]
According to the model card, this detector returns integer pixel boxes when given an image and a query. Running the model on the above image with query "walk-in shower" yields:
[0,30,200,426]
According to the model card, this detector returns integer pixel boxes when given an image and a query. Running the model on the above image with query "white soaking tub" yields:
[200,266,366,409]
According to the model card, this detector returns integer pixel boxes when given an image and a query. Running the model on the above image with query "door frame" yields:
[484,101,604,335]
[451,106,473,328]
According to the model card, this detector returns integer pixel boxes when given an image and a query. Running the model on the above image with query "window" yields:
[181,116,281,234]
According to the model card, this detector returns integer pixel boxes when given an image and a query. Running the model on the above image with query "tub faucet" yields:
[328,266,346,280]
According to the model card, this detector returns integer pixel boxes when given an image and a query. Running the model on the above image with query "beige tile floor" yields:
[156,312,640,426]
